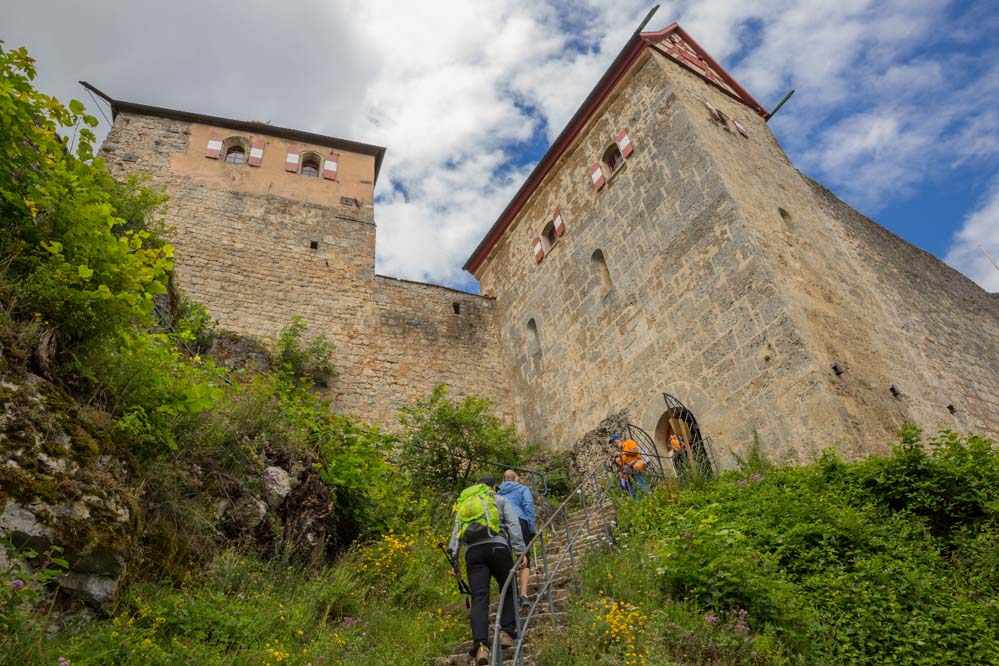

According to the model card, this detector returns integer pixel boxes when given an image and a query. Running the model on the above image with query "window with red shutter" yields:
[300,153,321,177]
[602,144,624,173]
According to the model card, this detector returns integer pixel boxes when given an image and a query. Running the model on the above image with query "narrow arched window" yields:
[602,143,624,173]
[224,145,246,165]
[300,153,321,177]
[591,249,613,292]
[526,318,541,357]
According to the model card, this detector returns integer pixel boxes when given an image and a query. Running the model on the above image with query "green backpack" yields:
[454,483,501,544]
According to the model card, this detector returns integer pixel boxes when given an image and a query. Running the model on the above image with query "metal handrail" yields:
[490,467,610,665]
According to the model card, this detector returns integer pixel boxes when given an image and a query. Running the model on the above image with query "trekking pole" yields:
[438,543,471,609]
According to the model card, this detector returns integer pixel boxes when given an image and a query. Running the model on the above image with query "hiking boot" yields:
[499,631,516,649]
[471,643,490,665]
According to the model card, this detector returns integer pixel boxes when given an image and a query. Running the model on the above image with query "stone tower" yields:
[90,88,512,428]
[464,23,999,465]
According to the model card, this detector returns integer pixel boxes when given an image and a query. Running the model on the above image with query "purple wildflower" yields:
[704,612,719,626]
[10,579,25,591]
[341,616,359,628]
[58,658,71,666]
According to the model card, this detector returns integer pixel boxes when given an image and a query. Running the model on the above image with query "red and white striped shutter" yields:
[589,162,605,191]
[248,138,265,167]
[553,207,566,237]
[533,237,545,264]
[703,101,721,122]
[285,146,301,173]
[615,128,634,158]
[322,152,339,181]
[205,135,223,159]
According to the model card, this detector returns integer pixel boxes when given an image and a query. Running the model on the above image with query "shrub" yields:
[398,384,525,496]
[79,331,224,453]
[0,44,172,360]
[542,428,999,665]
[855,426,999,538]
[274,315,336,388]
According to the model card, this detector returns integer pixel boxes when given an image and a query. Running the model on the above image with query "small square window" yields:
[309,240,319,250]
[602,143,624,173]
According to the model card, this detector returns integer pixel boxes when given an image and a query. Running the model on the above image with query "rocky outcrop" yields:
[208,331,271,373]
[0,370,133,609]
[570,410,630,479]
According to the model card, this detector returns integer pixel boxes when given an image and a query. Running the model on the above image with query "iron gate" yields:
[660,392,716,479]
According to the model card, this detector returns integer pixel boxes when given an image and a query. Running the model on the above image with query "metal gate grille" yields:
[660,392,716,479]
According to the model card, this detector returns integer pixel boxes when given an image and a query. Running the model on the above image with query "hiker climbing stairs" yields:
[436,496,618,666]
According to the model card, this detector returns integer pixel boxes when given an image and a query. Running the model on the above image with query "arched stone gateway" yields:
[653,393,715,480]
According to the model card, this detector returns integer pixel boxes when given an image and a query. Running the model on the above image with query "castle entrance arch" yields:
[654,393,714,480]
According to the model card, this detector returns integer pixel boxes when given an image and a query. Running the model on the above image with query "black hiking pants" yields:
[466,542,517,644]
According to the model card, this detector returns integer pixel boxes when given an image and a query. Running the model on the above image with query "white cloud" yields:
[946,183,999,292]
[344,0,659,284]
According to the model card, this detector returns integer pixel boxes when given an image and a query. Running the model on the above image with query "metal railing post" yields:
[537,529,555,615]
[565,509,577,571]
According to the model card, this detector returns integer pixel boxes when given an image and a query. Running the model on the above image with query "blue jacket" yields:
[497,481,536,531]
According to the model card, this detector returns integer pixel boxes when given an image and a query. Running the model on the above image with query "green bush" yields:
[79,331,224,453]
[541,429,999,665]
[275,315,336,388]
[855,426,999,538]
[398,384,526,496]
[0,44,172,358]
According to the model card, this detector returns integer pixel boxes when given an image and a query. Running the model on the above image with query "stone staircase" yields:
[436,497,617,666]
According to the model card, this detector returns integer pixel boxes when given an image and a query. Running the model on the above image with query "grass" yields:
[2,532,466,666]
[537,429,999,665]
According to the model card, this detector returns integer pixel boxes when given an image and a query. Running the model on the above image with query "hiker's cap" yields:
[609,433,622,441]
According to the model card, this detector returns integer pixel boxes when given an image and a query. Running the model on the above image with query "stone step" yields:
[490,589,570,613]
[539,534,613,559]
[554,512,615,529]
[437,652,536,666]
[446,619,564,658]
[548,513,616,530]
[544,525,614,545]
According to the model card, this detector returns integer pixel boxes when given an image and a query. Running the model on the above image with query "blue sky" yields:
[7,0,999,292]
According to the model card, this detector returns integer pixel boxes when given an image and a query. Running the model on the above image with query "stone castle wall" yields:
[100,112,512,429]
[684,61,999,453]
